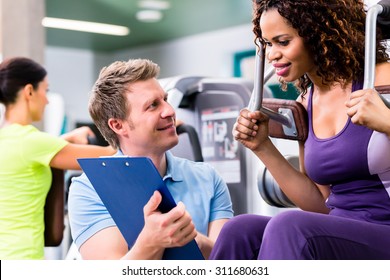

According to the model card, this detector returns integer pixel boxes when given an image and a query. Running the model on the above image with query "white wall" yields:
[45,24,254,126]
[113,24,254,78]
[45,47,99,125]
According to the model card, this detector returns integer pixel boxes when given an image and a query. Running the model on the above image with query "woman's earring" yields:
[277,76,288,91]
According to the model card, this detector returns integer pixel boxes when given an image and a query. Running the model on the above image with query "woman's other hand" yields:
[346,89,390,136]
[61,126,96,144]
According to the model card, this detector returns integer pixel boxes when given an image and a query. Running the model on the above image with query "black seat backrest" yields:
[44,168,65,246]
[175,123,204,162]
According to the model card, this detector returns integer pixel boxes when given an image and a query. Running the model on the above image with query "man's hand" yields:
[132,191,197,259]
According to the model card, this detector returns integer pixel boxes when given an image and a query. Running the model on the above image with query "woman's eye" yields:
[279,40,289,46]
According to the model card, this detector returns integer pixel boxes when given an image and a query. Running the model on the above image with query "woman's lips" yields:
[273,63,291,77]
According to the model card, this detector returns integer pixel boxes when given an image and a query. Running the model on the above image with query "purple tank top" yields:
[305,81,390,224]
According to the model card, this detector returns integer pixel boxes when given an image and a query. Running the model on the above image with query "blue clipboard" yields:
[78,157,204,260]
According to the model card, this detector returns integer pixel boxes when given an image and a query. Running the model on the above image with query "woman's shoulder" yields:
[0,123,39,138]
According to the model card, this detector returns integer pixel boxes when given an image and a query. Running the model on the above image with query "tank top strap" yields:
[306,79,363,139]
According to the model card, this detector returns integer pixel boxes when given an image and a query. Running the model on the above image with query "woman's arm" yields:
[50,125,116,170]
[50,144,116,170]
[233,109,330,213]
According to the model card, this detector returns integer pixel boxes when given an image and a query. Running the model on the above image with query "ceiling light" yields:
[42,17,130,36]
[138,0,171,10]
[136,10,163,22]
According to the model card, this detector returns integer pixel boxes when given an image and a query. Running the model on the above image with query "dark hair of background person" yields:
[0,57,47,105]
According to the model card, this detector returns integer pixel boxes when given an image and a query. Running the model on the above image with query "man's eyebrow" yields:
[142,97,154,107]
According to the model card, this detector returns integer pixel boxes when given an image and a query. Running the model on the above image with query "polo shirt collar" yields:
[115,150,183,182]
[164,151,184,182]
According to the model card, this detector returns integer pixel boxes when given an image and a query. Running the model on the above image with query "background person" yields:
[0,57,116,260]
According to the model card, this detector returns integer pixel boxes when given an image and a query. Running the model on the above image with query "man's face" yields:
[121,78,178,156]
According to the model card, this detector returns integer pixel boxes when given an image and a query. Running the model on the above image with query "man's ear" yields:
[108,118,126,135]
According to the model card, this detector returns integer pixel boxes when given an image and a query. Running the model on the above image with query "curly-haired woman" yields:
[210,0,390,259]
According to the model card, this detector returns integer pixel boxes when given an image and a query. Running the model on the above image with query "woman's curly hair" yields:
[252,0,389,96]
